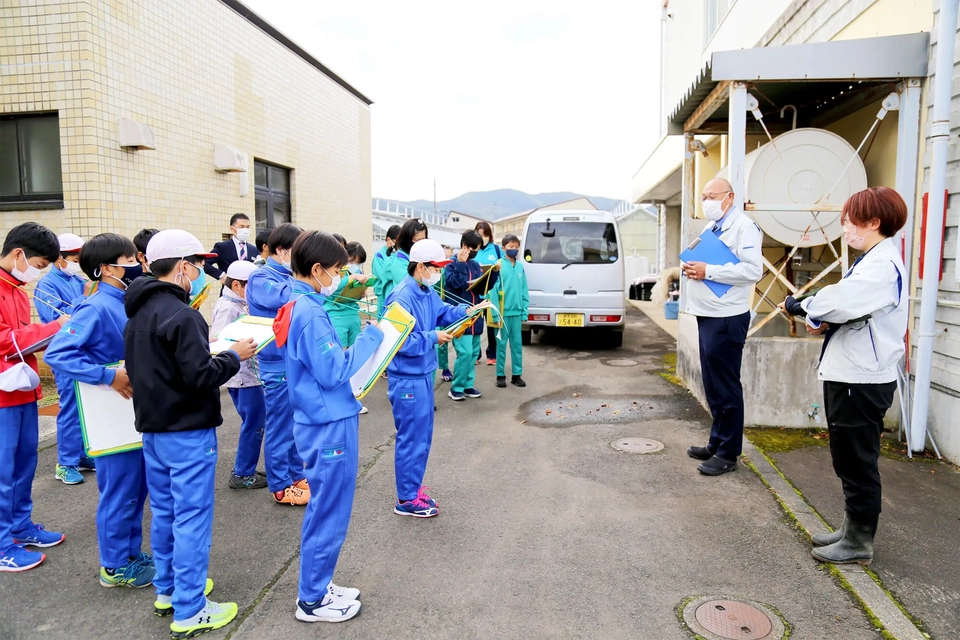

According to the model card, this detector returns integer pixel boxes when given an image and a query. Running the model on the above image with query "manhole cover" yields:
[611,437,664,454]
[680,597,785,640]
[605,358,638,367]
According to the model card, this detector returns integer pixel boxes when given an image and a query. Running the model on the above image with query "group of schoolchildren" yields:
[0,214,529,637]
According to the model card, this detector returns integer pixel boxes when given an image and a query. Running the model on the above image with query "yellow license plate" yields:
[556,313,584,328]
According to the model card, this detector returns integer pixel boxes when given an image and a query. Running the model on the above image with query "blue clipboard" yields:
[679,229,739,298]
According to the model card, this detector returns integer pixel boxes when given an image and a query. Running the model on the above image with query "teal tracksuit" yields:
[371,248,389,318]
[324,272,362,347]
[488,258,528,377]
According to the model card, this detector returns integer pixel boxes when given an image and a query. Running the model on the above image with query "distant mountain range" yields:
[376,189,624,221]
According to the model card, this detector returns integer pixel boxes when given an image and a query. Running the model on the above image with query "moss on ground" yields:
[658,352,682,386]
[744,427,829,454]
[38,379,59,408]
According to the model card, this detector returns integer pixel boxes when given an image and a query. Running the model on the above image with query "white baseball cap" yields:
[58,233,84,252]
[409,239,452,267]
[146,229,217,262]
[226,260,257,281]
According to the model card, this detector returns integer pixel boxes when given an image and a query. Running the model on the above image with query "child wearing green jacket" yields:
[489,234,528,388]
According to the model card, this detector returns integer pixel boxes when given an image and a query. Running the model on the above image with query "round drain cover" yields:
[680,597,785,640]
[611,438,664,454]
[606,358,638,367]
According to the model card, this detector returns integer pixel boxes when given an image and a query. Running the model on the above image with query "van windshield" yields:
[524,222,619,265]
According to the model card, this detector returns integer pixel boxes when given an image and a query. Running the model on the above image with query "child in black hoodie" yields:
[124,230,256,639]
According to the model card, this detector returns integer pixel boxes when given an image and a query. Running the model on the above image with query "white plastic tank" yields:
[719,128,867,247]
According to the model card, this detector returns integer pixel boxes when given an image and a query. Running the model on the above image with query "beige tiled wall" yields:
[1,0,372,269]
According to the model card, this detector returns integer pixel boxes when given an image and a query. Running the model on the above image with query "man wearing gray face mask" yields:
[204,213,257,293]
[682,178,763,476]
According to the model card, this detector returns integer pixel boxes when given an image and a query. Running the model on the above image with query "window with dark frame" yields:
[0,112,64,209]
[254,160,292,230]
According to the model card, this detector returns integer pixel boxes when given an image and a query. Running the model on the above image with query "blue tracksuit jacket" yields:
[385,276,467,378]
[34,267,86,322]
[285,282,384,424]
[246,257,294,368]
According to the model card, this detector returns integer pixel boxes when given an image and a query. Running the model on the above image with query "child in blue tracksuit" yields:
[246,223,310,506]
[45,233,155,588]
[211,260,266,490]
[276,231,384,623]
[36,233,93,484]
[443,230,498,401]
[386,239,489,518]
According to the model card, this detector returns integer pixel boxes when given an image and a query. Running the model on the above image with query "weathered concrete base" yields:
[925,386,960,464]
[678,312,848,428]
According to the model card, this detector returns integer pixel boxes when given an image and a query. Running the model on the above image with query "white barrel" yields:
[720,128,867,247]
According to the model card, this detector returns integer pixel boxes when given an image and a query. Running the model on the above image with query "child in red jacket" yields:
[0,222,70,572]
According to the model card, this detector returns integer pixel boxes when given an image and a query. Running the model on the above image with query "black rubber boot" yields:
[811,513,878,565]
[686,445,714,461]
[812,514,847,547]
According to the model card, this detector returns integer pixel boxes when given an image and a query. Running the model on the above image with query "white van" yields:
[520,210,626,347]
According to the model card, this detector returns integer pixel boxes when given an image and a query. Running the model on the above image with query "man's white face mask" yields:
[702,197,727,222]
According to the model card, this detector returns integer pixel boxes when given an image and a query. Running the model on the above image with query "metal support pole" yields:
[911,0,958,452]
[897,78,923,285]
[728,82,747,212]
[679,132,697,308]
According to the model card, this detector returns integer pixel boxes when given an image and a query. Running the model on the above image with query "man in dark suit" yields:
[205,213,257,291]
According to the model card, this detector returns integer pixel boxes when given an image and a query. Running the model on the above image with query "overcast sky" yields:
[241,1,662,202]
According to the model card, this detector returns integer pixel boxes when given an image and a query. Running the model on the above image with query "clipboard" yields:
[466,264,496,293]
[442,303,491,338]
[190,281,213,310]
[679,230,739,298]
[210,315,276,354]
[75,364,142,457]
[350,302,415,399]
[4,333,56,361]
[336,276,377,301]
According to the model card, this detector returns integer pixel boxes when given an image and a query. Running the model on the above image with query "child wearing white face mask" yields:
[35,233,97,484]
[211,260,266,491]
[0,222,69,573]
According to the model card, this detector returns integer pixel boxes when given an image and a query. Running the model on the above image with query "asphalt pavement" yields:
[1,309,878,639]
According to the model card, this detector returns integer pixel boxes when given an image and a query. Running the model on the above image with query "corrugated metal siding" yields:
[915,5,960,394]
[760,0,879,45]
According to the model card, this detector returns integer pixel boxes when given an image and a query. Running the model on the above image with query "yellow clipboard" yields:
[350,302,415,399]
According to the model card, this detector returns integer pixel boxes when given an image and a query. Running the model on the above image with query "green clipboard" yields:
[350,302,415,399]
[75,363,142,457]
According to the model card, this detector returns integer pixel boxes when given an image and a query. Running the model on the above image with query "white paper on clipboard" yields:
[350,320,403,398]
[76,379,141,456]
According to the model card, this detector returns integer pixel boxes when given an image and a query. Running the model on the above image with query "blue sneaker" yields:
[464,388,482,398]
[13,524,64,548]
[100,553,156,588]
[441,369,453,382]
[448,390,465,402]
[393,497,438,518]
[0,545,46,572]
[79,456,96,471]
[55,464,84,485]
[129,551,155,568]
[417,486,438,509]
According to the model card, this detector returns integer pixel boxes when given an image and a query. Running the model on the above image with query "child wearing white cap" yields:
[211,260,267,490]
[124,229,258,638]
[35,232,96,485]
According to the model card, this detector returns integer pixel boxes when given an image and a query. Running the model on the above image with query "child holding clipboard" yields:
[45,233,153,588]
[273,231,384,623]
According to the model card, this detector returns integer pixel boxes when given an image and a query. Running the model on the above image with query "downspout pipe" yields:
[910,0,959,452]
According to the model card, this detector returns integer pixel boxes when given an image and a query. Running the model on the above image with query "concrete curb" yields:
[741,439,928,640]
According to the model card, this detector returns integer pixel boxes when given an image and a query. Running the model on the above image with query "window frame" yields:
[0,112,65,211]
[253,159,292,229]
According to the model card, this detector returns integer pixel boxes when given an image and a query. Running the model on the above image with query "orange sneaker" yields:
[273,485,308,506]
[294,478,309,491]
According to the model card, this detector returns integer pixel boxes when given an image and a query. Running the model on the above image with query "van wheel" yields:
[607,330,623,349]
[521,329,532,346]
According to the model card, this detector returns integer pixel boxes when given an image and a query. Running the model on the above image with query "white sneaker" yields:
[296,596,361,623]
[358,406,369,415]
[328,582,361,601]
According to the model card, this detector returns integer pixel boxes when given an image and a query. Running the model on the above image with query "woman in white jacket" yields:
[781,186,908,566]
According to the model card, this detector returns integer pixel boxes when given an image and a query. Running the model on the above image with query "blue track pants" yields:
[260,369,304,493]
[54,372,84,466]
[295,417,359,602]
[142,429,218,620]
[0,403,39,552]
[387,376,435,503]
[96,450,147,568]
[228,386,265,477]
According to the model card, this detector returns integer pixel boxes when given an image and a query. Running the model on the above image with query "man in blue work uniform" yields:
[682,178,763,476]
[35,233,94,484]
